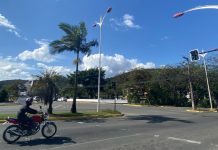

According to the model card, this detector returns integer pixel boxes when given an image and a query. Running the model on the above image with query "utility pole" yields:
[183,57,195,110]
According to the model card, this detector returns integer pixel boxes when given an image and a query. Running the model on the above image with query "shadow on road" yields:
[16,136,76,146]
[126,115,193,124]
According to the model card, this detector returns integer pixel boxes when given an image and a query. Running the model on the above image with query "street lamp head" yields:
[107,7,112,13]
[92,24,97,28]
[173,12,184,18]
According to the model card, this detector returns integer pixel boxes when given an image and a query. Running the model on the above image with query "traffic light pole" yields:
[199,48,218,54]
[189,48,218,110]
[199,48,218,110]
[200,51,213,109]
[202,54,213,109]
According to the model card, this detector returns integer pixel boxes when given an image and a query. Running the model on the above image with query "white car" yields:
[57,97,67,102]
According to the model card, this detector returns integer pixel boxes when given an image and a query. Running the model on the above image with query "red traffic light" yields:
[173,12,184,18]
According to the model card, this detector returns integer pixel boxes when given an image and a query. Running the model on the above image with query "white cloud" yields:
[8,29,21,38]
[123,14,141,29]
[81,53,155,77]
[161,36,169,41]
[0,57,33,81]
[36,63,72,76]
[0,54,73,80]
[0,13,21,38]
[18,40,56,63]
[0,13,16,29]
[0,52,155,80]
[110,14,141,30]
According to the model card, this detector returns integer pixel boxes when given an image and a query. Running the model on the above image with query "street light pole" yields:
[183,57,195,110]
[97,16,102,113]
[94,7,112,112]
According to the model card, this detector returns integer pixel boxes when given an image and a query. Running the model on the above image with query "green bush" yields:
[197,98,211,108]
[0,89,8,102]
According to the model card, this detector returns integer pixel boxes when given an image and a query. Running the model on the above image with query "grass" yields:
[49,109,122,121]
[0,114,16,119]
[0,109,123,123]
[0,103,19,106]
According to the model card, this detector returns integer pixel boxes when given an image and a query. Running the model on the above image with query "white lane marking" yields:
[154,134,160,138]
[54,105,63,109]
[168,137,201,144]
[2,122,9,125]
[77,122,84,124]
[121,128,127,131]
[210,143,218,147]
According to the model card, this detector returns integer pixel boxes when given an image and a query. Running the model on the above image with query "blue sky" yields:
[1,0,218,80]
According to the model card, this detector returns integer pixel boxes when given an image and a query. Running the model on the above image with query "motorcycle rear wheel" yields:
[3,125,21,144]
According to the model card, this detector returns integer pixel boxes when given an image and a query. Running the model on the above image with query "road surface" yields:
[1,103,218,150]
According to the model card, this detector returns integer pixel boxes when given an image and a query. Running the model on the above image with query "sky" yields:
[1,0,218,81]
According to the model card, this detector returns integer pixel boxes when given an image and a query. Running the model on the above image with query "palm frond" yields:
[50,40,70,54]
[81,40,98,56]
[59,23,73,35]
[79,22,87,39]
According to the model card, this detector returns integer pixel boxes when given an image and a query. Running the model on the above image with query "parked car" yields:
[57,97,67,102]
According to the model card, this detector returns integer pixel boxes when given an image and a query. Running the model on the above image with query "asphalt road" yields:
[1,102,218,150]
[0,101,124,114]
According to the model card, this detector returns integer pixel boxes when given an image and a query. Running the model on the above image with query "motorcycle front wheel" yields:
[41,122,57,139]
[3,125,21,144]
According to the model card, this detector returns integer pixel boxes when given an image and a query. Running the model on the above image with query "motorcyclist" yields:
[17,97,39,133]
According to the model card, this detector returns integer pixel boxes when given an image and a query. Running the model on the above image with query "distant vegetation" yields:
[1,55,218,109]
[0,80,27,102]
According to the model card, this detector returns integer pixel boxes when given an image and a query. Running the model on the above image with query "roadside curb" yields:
[186,109,218,113]
[123,104,143,107]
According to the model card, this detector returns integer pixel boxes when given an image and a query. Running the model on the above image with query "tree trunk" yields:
[48,101,53,114]
[71,51,79,113]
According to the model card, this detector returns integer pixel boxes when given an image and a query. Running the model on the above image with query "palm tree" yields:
[50,22,98,113]
[31,70,58,114]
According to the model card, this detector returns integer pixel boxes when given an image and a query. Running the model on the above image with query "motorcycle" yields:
[2,106,57,144]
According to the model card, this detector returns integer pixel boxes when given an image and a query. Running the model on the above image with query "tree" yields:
[68,68,106,99]
[30,71,58,114]
[4,81,20,101]
[0,89,8,102]
[50,22,98,113]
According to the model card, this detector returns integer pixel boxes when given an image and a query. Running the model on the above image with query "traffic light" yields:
[190,49,199,61]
